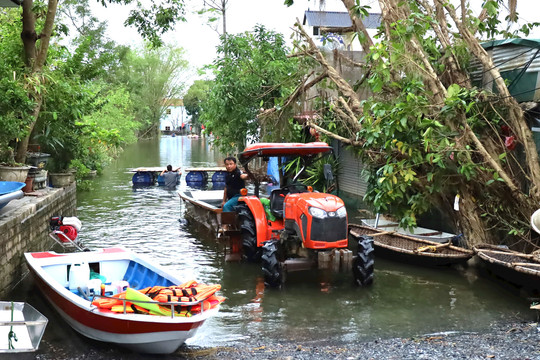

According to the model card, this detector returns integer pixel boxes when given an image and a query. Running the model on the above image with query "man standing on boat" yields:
[222,156,248,212]
[160,165,182,188]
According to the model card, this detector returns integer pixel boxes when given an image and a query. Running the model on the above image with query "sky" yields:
[93,0,352,85]
[93,0,540,87]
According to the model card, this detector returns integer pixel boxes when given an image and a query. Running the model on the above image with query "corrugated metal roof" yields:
[0,0,21,7]
[481,38,540,50]
[303,11,381,30]
[471,40,540,76]
[470,39,540,102]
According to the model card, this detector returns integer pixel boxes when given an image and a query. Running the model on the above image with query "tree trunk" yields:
[15,93,43,164]
[15,0,59,164]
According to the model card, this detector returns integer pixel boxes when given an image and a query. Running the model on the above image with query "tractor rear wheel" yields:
[352,235,375,286]
[236,204,260,262]
[261,240,283,288]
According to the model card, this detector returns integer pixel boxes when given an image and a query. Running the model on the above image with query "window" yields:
[313,27,319,36]
[166,108,171,115]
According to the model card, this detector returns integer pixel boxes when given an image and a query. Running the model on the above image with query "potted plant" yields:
[0,146,31,183]
[40,134,76,188]
[47,158,76,188]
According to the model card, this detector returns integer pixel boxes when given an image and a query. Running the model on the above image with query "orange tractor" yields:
[235,142,374,288]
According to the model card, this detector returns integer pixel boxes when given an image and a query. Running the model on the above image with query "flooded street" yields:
[12,136,534,359]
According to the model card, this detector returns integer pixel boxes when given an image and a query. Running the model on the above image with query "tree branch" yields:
[295,19,363,115]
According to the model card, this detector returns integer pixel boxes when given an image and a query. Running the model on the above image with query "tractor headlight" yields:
[336,206,347,218]
[308,207,327,219]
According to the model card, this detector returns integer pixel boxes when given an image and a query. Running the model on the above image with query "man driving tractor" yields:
[221,156,249,212]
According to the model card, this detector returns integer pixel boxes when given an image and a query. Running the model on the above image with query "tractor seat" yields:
[270,188,289,218]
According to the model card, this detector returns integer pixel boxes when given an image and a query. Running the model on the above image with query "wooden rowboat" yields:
[349,224,474,266]
[473,244,540,293]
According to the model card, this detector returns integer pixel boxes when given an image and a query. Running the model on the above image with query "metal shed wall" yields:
[470,40,540,102]
[336,141,368,198]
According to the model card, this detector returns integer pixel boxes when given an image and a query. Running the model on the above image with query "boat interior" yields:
[43,259,175,298]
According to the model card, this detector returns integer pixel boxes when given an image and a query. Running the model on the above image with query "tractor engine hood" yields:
[284,192,346,219]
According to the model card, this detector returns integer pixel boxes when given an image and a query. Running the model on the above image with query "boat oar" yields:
[416,242,451,253]
[482,249,538,259]
[511,262,540,268]
[370,230,396,237]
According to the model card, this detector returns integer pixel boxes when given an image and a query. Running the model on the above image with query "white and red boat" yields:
[24,247,221,354]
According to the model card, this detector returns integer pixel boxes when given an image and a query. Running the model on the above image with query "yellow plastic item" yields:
[125,288,169,316]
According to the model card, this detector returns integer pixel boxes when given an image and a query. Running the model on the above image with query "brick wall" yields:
[0,184,77,297]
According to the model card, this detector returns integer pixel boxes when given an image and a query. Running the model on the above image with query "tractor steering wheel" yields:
[280,183,308,194]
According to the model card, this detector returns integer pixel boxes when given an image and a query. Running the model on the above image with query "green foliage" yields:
[111,44,189,138]
[472,1,540,39]
[343,0,537,236]
[0,0,188,168]
[184,80,213,130]
[0,10,33,164]
[100,0,186,47]
[200,25,303,154]
[303,155,341,193]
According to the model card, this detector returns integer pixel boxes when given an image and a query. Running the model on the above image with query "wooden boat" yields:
[24,247,221,354]
[361,217,456,243]
[178,189,226,234]
[349,224,474,266]
[178,189,243,261]
[473,244,540,293]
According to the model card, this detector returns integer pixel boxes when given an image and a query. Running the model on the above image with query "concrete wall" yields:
[0,184,77,297]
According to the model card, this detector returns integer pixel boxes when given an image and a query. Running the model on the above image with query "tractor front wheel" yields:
[352,235,375,286]
[236,204,261,262]
[261,240,283,288]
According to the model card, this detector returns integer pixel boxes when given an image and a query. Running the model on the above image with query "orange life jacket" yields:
[91,292,125,309]
[92,281,224,316]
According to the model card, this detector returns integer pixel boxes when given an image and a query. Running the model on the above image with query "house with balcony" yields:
[160,98,191,134]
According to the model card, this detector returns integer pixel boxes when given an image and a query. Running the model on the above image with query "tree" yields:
[200,0,229,36]
[112,45,189,138]
[184,79,213,131]
[0,11,34,164]
[200,25,306,154]
[273,0,540,250]
[12,0,186,164]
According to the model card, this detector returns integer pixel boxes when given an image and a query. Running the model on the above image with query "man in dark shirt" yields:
[222,156,248,212]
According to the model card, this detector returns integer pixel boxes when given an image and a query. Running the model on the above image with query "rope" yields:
[8,301,18,350]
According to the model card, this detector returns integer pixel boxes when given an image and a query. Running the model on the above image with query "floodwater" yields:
[11,136,533,359]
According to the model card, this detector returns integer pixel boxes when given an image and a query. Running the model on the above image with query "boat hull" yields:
[179,190,227,235]
[25,248,217,354]
[474,245,540,293]
[349,224,473,266]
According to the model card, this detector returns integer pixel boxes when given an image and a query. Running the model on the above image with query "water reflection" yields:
[16,136,533,357]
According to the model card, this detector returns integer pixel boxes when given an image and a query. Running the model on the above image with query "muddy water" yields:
[12,136,532,359]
